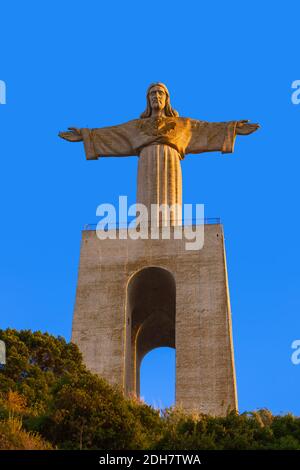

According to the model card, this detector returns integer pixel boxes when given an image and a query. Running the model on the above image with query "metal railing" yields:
[83,218,221,231]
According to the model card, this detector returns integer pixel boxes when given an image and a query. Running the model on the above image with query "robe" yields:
[79,116,238,224]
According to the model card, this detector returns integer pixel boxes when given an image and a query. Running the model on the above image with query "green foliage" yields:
[0,328,83,412]
[37,372,162,449]
[0,390,52,449]
[0,417,53,450]
[0,328,300,450]
[0,329,162,449]
[153,407,300,450]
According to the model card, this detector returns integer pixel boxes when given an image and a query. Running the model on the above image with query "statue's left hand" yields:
[58,127,83,142]
[236,120,260,135]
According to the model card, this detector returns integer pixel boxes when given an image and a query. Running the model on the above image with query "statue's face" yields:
[149,86,167,113]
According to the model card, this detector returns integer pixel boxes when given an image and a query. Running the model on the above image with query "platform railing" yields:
[83,217,221,230]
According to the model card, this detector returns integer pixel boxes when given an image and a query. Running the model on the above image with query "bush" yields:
[0,329,299,450]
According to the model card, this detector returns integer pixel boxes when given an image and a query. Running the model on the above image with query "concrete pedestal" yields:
[72,223,237,416]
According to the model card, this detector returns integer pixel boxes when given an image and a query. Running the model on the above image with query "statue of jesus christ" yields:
[59,82,260,224]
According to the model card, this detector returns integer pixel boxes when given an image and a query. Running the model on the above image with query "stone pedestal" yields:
[72,223,237,416]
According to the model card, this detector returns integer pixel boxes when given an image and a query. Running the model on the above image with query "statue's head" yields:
[140,82,179,118]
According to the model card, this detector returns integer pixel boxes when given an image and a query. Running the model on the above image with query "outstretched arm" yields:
[58,122,136,160]
[185,119,260,155]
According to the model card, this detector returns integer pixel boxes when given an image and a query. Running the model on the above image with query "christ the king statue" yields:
[59,82,259,224]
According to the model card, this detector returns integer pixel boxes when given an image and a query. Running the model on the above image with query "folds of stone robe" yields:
[77,117,238,224]
[137,144,183,225]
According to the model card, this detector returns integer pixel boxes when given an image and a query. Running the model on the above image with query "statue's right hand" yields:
[58,127,83,142]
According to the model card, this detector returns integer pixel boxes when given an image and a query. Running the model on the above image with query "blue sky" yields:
[0,1,299,414]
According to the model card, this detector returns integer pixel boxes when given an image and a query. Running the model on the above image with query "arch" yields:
[140,346,176,409]
[124,266,176,397]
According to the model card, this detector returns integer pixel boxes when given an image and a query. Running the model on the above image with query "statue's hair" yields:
[140,82,179,118]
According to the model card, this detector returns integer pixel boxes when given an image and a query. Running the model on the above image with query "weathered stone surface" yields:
[72,224,237,416]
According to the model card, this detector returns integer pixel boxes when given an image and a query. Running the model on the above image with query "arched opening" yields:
[140,347,175,410]
[125,266,176,398]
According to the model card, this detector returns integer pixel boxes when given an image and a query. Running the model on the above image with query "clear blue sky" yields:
[0,1,299,414]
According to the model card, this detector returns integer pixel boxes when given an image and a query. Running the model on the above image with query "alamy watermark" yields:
[289,83,300,366]
[291,80,300,105]
[291,340,300,365]
[95,196,206,251]
[0,340,6,366]
[0,80,6,105]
